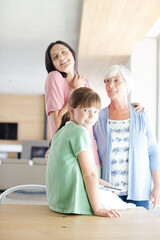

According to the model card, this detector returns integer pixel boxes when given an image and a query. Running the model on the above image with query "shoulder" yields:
[70,123,89,136]
[47,71,63,79]
[98,106,108,120]
[130,104,148,118]
[130,104,150,125]
[46,71,64,84]
[45,71,66,91]
[67,123,90,143]
[93,107,108,134]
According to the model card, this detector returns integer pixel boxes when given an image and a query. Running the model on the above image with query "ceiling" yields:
[0,0,160,95]
[78,0,160,88]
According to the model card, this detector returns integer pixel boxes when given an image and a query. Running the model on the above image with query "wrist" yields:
[93,206,102,214]
[70,87,75,93]
[153,183,160,188]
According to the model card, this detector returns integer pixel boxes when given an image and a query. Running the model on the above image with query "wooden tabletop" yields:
[0,204,160,240]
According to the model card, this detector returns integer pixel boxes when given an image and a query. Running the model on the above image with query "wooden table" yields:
[0,205,160,240]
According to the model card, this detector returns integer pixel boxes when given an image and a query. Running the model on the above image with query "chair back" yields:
[0,184,47,204]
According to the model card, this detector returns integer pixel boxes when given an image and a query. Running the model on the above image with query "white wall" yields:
[127,38,158,137]
[0,0,82,95]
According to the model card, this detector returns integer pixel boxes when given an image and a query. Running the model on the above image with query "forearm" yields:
[152,170,160,187]
[78,151,121,217]
[50,103,69,130]
[83,172,101,213]
[58,103,69,119]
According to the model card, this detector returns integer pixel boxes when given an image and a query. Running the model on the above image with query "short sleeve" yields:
[70,127,91,157]
[45,71,70,115]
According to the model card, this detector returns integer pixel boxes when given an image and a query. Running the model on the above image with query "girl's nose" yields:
[89,111,94,118]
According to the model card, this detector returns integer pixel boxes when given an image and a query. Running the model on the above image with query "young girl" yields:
[46,87,135,218]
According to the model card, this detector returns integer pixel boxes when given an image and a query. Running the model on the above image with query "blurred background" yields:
[0,0,160,142]
[0,0,160,216]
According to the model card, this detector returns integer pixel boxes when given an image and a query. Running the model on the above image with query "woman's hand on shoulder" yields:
[94,208,121,217]
[72,74,86,89]
[131,102,147,112]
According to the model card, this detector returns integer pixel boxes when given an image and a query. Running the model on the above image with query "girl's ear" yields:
[68,106,74,119]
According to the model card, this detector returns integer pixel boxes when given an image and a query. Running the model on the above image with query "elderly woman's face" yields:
[104,74,128,100]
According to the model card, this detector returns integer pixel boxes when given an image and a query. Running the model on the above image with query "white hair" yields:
[104,65,133,94]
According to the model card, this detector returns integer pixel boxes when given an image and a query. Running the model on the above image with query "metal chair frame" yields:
[0,184,46,204]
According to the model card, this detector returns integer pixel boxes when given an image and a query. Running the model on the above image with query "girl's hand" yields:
[131,102,146,112]
[94,208,121,217]
[72,74,86,89]
[149,185,160,210]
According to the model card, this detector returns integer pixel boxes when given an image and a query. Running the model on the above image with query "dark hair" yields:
[58,87,101,131]
[45,40,78,78]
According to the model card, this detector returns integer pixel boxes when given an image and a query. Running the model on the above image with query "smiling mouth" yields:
[60,59,68,66]
[85,121,95,125]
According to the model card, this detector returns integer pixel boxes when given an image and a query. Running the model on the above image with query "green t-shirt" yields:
[46,122,95,215]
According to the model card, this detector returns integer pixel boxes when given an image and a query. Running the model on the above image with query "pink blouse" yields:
[45,71,100,165]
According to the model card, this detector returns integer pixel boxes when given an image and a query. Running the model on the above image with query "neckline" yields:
[108,119,130,122]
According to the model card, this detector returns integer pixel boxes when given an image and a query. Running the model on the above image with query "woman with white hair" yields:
[93,65,160,210]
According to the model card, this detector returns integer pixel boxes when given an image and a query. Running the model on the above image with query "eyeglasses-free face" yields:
[69,106,99,129]
[50,44,75,73]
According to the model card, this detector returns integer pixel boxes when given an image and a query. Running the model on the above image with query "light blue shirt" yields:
[93,105,160,200]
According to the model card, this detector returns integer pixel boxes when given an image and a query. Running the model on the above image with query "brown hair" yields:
[45,40,78,78]
[58,87,101,130]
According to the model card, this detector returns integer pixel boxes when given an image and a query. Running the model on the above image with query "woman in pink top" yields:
[45,40,101,174]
